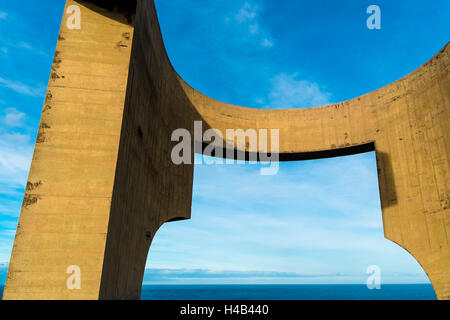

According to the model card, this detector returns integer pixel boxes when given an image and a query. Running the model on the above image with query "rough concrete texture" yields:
[3,0,449,300]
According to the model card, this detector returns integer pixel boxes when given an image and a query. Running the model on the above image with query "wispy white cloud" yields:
[17,42,32,50]
[0,197,23,217]
[232,1,274,49]
[1,108,26,127]
[0,228,16,266]
[0,132,30,145]
[0,133,33,189]
[0,116,32,266]
[249,23,259,34]
[0,261,9,284]
[267,73,332,108]
[142,268,428,285]
[261,38,274,48]
[235,2,258,23]
[0,128,28,265]
[0,9,51,59]
[0,77,46,97]
[12,41,50,58]
[147,268,345,278]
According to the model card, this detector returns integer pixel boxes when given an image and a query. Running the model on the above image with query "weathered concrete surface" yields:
[2,0,135,300]
[3,0,450,300]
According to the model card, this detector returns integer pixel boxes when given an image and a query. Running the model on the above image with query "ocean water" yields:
[141,284,437,300]
[0,284,437,300]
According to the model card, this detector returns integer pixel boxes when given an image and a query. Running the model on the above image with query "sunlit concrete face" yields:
[2,0,449,300]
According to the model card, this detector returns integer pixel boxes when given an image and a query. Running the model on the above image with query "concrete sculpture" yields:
[3,0,449,299]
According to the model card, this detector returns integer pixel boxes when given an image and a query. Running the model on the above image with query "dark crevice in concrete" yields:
[201,141,376,162]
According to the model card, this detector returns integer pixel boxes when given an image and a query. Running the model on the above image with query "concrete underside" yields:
[2,0,449,300]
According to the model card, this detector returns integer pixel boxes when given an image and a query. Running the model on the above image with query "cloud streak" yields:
[233,2,274,48]
[267,73,332,108]
[0,77,46,97]
[146,268,346,279]
[142,268,429,285]
[1,108,26,127]
[0,133,33,189]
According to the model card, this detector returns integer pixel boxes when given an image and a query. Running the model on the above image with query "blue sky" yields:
[0,0,449,286]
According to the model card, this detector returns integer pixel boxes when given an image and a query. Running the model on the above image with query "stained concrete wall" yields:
[3,0,135,299]
[3,0,449,299]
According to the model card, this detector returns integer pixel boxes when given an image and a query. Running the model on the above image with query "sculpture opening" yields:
[141,153,435,299]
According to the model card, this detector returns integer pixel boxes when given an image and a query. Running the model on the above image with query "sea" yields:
[0,284,437,300]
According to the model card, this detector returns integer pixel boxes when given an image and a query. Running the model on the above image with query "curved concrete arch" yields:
[3,0,449,300]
